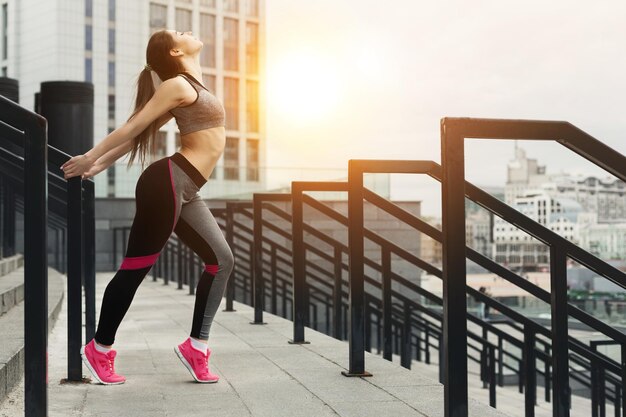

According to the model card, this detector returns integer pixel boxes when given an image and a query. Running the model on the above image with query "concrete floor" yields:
[1,271,511,417]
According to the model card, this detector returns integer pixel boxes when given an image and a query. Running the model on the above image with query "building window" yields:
[224,0,238,13]
[202,73,216,93]
[108,94,115,120]
[246,139,259,181]
[245,23,258,74]
[1,66,6,77]
[224,137,239,180]
[86,0,92,17]
[224,77,238,130]
[108,28,115,54]
[108,62,115,87]
[85,25,92,51]
[223,18,238,70]
[149,3,167,33]
[2,3,8,60]
[199,13,216,68]
[108,0,115,21]
[199,0,215,7]
[85,58,92,82]
[175,8,192,31]
[244,0,258,16]
[246,80,258,132]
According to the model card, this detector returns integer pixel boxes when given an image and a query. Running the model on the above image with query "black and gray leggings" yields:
[94,152,234,346]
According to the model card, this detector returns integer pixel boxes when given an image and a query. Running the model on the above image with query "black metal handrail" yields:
[439,117,626,417]
[0,94,96,416]
[103,118,626,417]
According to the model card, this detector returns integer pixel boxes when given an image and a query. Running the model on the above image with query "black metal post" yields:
[401,303,412,369]
[364,299,371,352]
[224,204,235,311]
[177,239,183,290]
[66,177,83,381]
[621,344,625,417]
[23,111,49,417]
[524,325,536,417]
[439,332,445,384]
[83,181,96,342]
[291,184,309,342]
[343,160,372,377]
[251,194,266,325]
[188,248,195,295]
[425,328,431,364]
[614,383,621,417]
[164,243,169,285]
[482,327,488,389]
[382,246,392,361]
[440,119,468,417]
[270,245,277,315]
[550,245,570,417]
[333,246,342,340]
[545,344,551,403]
[498,336,504,387]
[61,228,66,274]
[489,345,496,408]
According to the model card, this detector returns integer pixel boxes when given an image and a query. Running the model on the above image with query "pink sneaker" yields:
[174,338,219,383]
[80,339,126,385]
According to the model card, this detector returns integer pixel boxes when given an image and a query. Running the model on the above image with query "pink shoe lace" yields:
[98,351,118,376]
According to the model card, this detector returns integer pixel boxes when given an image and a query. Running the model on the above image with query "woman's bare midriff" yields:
[177,126,226,181]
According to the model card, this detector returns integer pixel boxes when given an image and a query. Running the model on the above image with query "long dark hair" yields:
[126,30,186,170]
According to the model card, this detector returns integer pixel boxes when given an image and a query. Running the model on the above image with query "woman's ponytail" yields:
[125,30,186,170]
[125,67,159,171]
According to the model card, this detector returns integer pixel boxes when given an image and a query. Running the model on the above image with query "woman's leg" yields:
[94,157,183,346]
[174,195,234,341]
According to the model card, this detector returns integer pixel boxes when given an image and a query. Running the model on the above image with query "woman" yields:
[61,29,234,385]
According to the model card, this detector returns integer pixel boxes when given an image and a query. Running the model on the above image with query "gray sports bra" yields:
[168,72,226,136]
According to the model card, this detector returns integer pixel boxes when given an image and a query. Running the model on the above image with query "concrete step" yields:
[0,267,64,404]
[0,270,24,318]
[0,255,23,278]
[0,254,25,317]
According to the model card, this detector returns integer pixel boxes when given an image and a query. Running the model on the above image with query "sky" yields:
[263,0,626,216]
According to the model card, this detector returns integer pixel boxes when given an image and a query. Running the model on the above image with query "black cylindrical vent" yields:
[40,81,94,155]
[0,77,19,103]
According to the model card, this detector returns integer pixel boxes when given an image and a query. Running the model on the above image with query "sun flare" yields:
[267,51,341,124]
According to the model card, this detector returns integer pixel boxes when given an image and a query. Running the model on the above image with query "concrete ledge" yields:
[0,267,64,404]
[0,255,24,278]
[0,270,24,317]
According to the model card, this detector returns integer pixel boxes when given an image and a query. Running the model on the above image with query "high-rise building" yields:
[0,0,265,199]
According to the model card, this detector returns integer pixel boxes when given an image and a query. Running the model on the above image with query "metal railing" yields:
[439,118,626,417]
[108,117,626,417]
[0,94,96,417]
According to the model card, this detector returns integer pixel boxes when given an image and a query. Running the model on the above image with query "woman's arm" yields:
[96,140,134,168]
[61,78,183,179]
[82,114,174,179]
[98,113,173,168]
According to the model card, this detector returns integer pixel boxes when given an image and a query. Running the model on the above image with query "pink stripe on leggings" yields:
[204,264,219,275]
[120,252,160,270]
